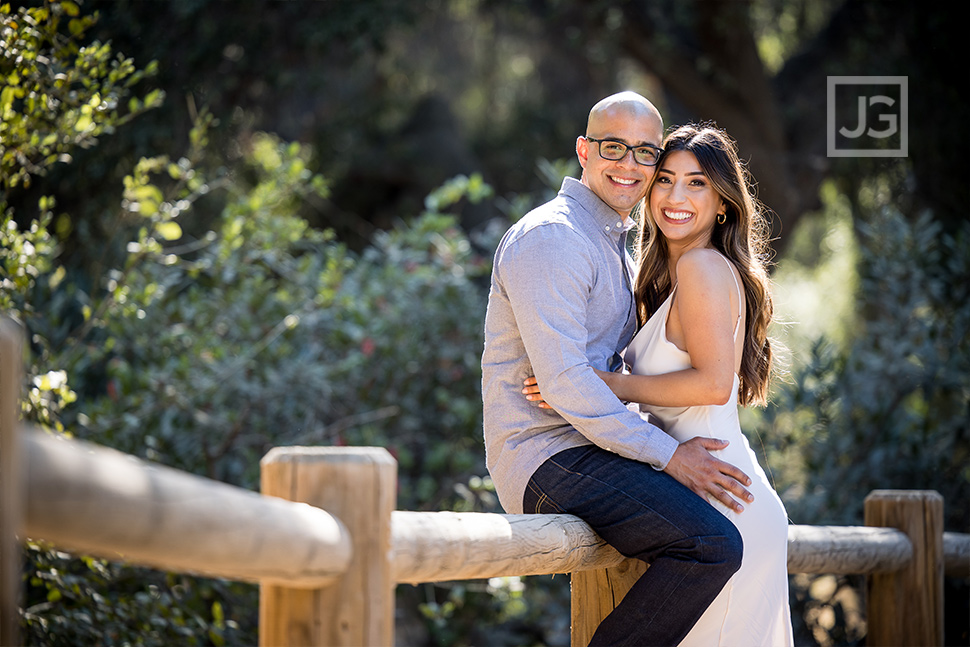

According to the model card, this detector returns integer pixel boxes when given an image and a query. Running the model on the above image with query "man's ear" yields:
[576,136,589,170]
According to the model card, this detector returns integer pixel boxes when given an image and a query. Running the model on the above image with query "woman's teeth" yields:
[664,209,693,221]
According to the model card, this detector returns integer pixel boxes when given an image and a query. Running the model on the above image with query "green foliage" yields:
[1,198,59,340]
[8,101,498,643]
[1,8,537,635]
[414,575,569,647]
[424,172,494,213]
[62,134,491,504]
[755,206,970,530]
[8,2,964,645]
[8,126,496,643]
[0,0,163,193]
[22,541,254,647]
[744,188,970,646]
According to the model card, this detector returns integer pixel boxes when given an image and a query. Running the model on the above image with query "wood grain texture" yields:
[1,319,23,647]
[260,447,396,647]
[865,490,943,647]
[943,531,970,578]
[391,511,626,583]
[390,512,952,584]
[24,430,351,587]
[570,559,647,647]
[787,524,912,574]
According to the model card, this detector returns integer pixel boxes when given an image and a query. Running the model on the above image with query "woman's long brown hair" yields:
[634,124,775,406]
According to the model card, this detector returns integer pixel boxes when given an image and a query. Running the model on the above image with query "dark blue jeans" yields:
[523,445,743,647]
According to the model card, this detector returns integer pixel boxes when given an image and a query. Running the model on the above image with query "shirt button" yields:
[616,221,623,228]
[604,226,610,231]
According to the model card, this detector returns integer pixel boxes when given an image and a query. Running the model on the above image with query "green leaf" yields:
[131,184,163,204]
[0,86,16,113]
[156,221,182,241]
[49,265,66,288]
[74,113,93,132]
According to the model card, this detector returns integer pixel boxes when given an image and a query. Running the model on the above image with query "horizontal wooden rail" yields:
[11,431,970,647]
[391,512,927,583]
[24,429,352,588]
[5,314,967,647]
[944,532,970,577]
[20,431,970,587]
[391,510,620,583]
[786,524,913,574]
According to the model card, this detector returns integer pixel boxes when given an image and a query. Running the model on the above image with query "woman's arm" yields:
[614,249,740,406]
[524,249,740,408]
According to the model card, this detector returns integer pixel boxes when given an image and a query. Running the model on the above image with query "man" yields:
[482,92,752,646]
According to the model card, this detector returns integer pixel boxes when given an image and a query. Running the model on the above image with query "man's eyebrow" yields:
[598,136,660,148]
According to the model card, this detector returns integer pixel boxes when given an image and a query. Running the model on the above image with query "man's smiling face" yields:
[577,102,664,220]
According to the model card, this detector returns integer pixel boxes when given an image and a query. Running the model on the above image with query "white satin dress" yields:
[623,255,793,647]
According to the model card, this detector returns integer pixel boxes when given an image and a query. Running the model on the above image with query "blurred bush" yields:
[9,126,509,643]
[745,193,970,646]
[7,2,966,646]
[755,205,969,531]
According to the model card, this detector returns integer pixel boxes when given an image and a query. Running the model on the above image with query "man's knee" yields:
[707,516,743,576]
[722,520,744,573]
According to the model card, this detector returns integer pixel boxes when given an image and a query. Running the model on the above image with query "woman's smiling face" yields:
[649,150,726,250]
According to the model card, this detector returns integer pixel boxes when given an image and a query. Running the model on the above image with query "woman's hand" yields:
[591,367,612,384]
[523,368,619,409]
[523,368,621,409]
[522,376,552,409]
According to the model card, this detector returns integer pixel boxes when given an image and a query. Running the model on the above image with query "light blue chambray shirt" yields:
[482,177,679,514]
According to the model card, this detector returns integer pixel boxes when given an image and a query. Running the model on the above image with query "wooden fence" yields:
[2,319,969,647]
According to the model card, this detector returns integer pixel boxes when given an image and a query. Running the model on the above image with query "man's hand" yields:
[664,437,753,513]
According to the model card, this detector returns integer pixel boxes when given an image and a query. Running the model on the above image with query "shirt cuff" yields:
[648,428,680,471]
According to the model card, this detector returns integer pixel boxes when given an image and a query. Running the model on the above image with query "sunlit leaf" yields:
[155,221,182,241]
[73,113,93,132]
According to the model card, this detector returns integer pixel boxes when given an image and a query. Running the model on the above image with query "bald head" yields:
[587,91,663,134]
[577,92,665,220]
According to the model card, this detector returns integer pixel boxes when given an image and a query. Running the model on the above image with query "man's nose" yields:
[616,148,638,168]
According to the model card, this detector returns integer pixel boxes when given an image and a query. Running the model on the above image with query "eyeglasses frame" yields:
[584,137,663,167]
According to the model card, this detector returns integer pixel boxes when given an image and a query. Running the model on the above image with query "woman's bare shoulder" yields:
[676,248,735,285]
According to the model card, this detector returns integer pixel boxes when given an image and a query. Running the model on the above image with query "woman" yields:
[525,124,793,645]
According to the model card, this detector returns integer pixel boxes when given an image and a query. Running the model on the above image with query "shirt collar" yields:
[560,177,637,240]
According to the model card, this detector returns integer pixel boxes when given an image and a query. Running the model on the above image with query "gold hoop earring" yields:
[717,212,726,225]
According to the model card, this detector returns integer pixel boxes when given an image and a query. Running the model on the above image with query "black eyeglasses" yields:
[585,137,662,167]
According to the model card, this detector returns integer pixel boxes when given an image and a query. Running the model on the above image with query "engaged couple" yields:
[482,91,793,646]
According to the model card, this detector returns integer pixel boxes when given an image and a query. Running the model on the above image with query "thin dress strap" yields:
[716,253,743,340]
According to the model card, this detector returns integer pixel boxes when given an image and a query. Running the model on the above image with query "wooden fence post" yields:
[570,558,647,646]
[864,490,943,646]
[259,447,396,647]
[1,319,23,647]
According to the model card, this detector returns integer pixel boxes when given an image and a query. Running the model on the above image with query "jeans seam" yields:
[525,480,564,514]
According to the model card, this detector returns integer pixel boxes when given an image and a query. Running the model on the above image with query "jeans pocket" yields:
[523,478,565,515]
